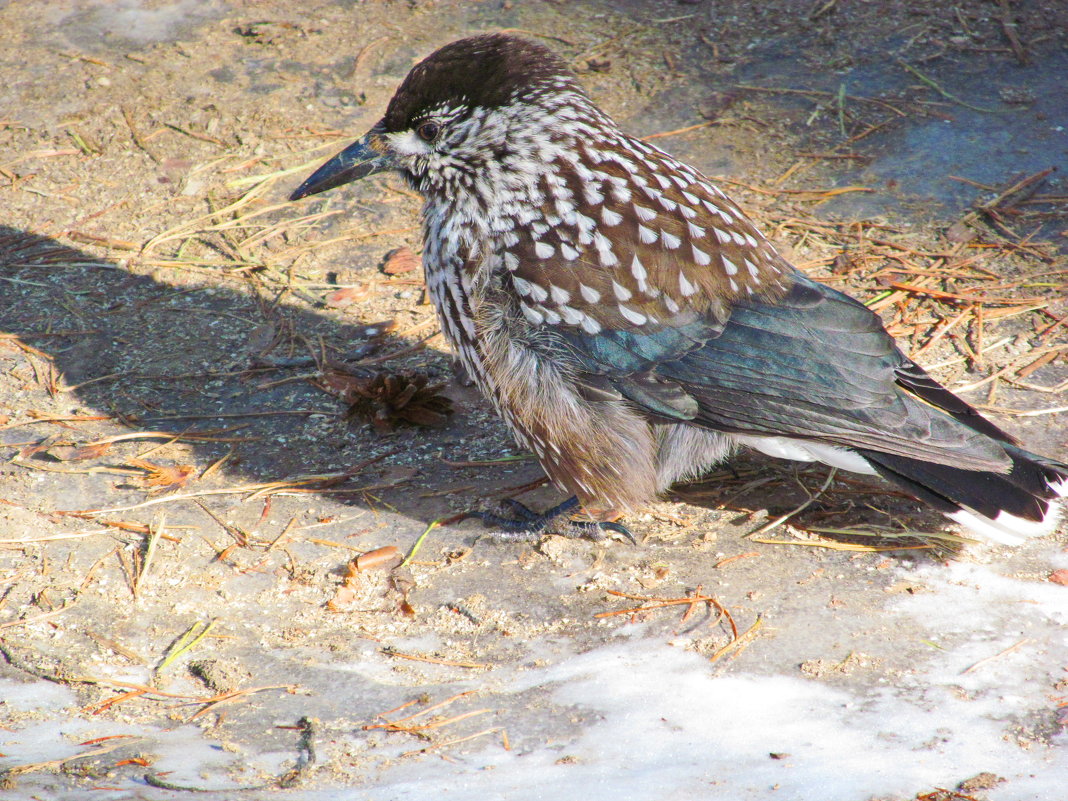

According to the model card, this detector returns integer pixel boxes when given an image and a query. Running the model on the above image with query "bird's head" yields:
[290,34,590,201]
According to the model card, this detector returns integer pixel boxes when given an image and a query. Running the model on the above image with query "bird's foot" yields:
[466,496,634,544]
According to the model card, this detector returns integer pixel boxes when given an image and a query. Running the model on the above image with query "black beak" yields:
[289,131,395,200]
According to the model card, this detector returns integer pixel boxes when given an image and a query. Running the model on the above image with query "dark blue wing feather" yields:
[553,273,1010,469]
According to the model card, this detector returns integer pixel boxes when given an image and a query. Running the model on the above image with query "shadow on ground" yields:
[1,225,958,555]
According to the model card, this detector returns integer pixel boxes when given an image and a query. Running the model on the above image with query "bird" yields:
[291,33,1067,545]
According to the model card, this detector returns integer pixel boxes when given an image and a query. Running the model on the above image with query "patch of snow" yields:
[369,559,1068,800]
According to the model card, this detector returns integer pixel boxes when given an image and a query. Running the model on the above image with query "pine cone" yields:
[343,371,453,432]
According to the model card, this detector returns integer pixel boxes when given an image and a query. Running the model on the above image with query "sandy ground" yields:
[1,1,1066,799]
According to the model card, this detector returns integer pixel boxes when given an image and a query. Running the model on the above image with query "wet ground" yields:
[1,1,1066,799]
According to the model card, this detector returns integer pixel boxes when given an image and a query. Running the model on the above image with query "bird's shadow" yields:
[0,225,955,563]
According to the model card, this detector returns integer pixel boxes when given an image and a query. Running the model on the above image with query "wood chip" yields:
[325,285,370,308]
[382,246,421,275]
[353,546,402,572]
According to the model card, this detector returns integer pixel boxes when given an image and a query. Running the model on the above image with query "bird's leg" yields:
[466,496,634,543]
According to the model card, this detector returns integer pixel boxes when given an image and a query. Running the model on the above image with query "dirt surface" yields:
[1,1,1066,799]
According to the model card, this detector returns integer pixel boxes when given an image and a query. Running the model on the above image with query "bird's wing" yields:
[653,276,1008,469]
[499,136,1007,470]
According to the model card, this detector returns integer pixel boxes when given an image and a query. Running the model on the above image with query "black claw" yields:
[598,520,637,545]
[462,496,633,544]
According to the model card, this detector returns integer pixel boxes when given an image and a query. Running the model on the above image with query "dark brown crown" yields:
[382,34,581,132]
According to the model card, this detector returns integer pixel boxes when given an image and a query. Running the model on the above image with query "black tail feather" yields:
[859,446,1068,542]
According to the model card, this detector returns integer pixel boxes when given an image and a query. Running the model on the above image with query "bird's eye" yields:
[416,121,440,142]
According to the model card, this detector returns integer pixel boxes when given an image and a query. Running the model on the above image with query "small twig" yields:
[401,515,463,567]
[122,106,161,163]
[143,773,275,793]
[65,456,393,515]
[951,346,1063,393]
[380,647,489,670]
[923,335,1013,371]
[996,0,1029,65]
[354,331,439,366]
[349,35,390,78]
[400,727,502,758]
[193,498,248,547]
[183,684,297,721]
[735,84,907,116]
[0,530,111,546]
[162,121,225,146]
[0,602,76,630]
[641,121,717,141]
[157,620,217,672]
[712,552,762,568]
[836,82,847,137]
[0,738,142,780]
[131,409,340,423]
[133,513,165,598]
[374,708,491,734]
[910,306,976,360]
[305,537,362,552]
[810,0,838,20]
[961,638,1030,674]
[597,588,737,637]
[709,614,765,664]
[366,691,477,730]
[440,454,532,468]
[897,59,1002,113]
[748,468,837,536]
[752,537,937,552]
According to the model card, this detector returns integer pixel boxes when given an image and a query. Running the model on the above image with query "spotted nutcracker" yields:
[291,34,1067,544]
